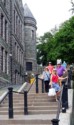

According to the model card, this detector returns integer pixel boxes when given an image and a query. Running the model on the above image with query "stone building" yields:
[0,0,37,85]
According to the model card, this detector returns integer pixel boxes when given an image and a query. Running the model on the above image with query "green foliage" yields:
[36,16,74,65]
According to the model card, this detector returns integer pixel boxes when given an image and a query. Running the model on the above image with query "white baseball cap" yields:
[57,59,62,64]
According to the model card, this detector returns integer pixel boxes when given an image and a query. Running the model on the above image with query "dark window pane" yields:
[1,47,4,71]
[1,14,3,37]
[26,62,32,71]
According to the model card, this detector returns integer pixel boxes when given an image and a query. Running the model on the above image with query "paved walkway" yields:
[59,89,73,125]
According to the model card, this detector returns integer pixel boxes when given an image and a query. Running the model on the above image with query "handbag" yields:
[48,88,56,96]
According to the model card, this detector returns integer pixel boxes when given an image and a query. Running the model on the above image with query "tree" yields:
[70,0,74,14]
[36,16,74,65]
[36,32,53,65]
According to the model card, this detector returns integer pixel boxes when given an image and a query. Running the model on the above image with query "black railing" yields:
[51,119,60,125]
[1,70,72,123]
[51,67,73,125]
[37,75,45,93]
[8,78,36,118]
[8,74,45,118]
[51,79,68,125]
[56,85,64,119]
[8,87,13,118]
[62,81,68,112]
[24,91,28,115]
[36,74,39,93]
[51,85,63,125]
[24,82,35,115]
[68,68,72,89]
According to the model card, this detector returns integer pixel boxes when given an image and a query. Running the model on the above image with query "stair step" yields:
[0,80,59,125]
[0,114,56,124]
[0,120,52,125]
[28,110,57,114]
[2,124,52,125]
[0,109,57,115]
[0,105,58,111]
[1,101,58,107]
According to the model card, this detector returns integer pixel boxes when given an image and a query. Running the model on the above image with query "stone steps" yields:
[0,110,57,115]
[0,119,52,125]
[1,101,57,107]
[0,80,58,125]
[0,105,58,111]
[0,114,56,125]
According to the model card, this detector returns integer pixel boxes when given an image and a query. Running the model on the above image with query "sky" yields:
[22,0,73,36]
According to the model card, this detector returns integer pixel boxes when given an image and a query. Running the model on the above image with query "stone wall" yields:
[0,0,37,85]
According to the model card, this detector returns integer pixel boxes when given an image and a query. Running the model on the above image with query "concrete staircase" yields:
[0,79,59,125]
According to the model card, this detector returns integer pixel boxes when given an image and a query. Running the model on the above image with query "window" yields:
[1,14,4,37]
[26,62,32,71]
[5,20,7,42]
[5,51,7,73]
[31,30,34,40]
[16,15,18,35]
[4,0,6,7]
[15,42,16,58]
[17,46,18,61]
[14,10,15,33]
[1,47,4,71]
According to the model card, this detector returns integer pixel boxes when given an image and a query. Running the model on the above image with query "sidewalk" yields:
[59,89,73,125]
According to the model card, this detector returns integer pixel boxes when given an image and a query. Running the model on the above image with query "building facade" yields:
[0,0,37,85]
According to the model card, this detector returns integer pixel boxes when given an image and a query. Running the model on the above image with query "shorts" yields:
[52,82,61,92]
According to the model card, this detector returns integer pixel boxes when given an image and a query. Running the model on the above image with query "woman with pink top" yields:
[47,62,54,74]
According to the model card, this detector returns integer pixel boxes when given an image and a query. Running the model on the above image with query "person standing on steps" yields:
[42,67,50,93]
[62,61,67,69]
[47,62,54,75]
[56,59,67,77]
[49,68,68,101]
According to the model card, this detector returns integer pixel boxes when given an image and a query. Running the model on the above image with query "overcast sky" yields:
[22,0,73,36]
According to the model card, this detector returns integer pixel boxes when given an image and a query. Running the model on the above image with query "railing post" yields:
[36,74,38,93]
[68,68,72,89]
[8,87,13,118]
[24,91,28,115]
[62,81,68,113]
[51,119,59,125]
[42,79,44,93]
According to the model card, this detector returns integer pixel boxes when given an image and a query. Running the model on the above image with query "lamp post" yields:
[9,54,12,83]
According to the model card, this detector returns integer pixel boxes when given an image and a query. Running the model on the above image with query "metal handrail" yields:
[13,79,36,94]
[27,79,36,93]
[0,90,8,104]
[17,82,27,93]
[55,78,68,119]
[56,85,64,119]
